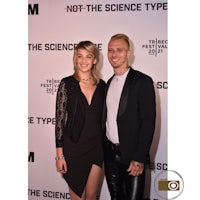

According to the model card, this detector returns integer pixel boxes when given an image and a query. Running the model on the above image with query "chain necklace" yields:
[81,77,92,82]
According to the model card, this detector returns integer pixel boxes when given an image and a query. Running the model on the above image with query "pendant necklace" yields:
[81,77,92,82]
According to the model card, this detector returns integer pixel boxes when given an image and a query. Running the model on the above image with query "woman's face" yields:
[75,49,96,73]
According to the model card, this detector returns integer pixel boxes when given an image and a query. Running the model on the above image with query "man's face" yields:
[107,39,130,69]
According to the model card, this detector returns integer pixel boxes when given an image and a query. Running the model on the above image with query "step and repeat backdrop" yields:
[28,0,167,199]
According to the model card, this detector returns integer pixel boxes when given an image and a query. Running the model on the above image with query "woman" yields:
[55,41,105,200]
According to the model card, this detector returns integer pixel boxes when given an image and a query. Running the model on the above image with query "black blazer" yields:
[103,67,156,165]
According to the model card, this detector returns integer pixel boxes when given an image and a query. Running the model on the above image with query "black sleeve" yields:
[55,79,68,147]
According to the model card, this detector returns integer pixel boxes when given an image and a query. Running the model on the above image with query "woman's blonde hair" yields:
[73,41,100,85]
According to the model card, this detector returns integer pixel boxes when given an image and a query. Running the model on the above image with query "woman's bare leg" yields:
[69,187,85,200]
[85,164,102,200]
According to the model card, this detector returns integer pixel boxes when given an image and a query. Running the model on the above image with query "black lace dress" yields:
[55,76,105,197]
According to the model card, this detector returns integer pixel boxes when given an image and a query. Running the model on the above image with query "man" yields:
[103,33,156,200]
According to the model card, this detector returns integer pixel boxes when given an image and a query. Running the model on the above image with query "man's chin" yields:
[112,64,120,68]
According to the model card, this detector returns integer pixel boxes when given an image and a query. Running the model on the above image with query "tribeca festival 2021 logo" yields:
[142,38,167,56]
[40,78,60,95]
[154,170,184,199]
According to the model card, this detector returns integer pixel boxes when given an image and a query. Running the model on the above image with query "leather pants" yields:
[104,139,145,200]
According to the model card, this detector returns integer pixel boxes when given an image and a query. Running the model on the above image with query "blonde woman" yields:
[55,41,105,200]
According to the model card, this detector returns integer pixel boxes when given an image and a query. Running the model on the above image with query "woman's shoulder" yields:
[58,76,79,90]
[61,75,74,82]
[60,75,78,85]
[98,79,106,87]
[98,79,106,91]
[99,78,106,85]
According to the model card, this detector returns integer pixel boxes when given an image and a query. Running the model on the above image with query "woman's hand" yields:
[56,158,67,174]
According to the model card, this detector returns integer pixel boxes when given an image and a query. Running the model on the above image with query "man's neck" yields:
[114,66,129,76]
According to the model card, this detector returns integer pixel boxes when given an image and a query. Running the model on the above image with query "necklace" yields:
[81,77,92,82]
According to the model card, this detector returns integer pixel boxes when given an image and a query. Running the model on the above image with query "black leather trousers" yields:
[104,139,145,200]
